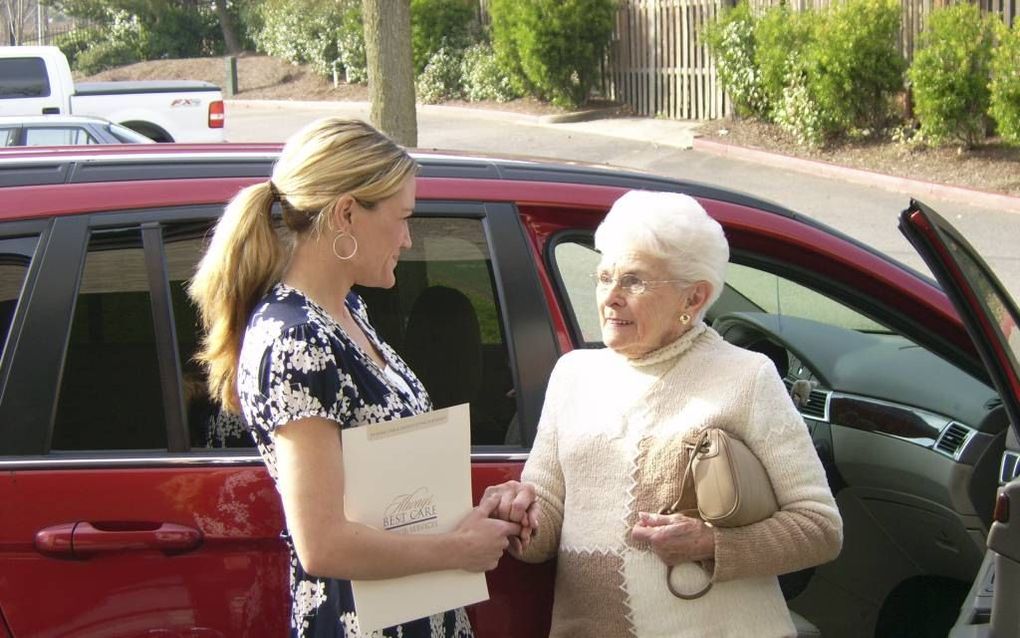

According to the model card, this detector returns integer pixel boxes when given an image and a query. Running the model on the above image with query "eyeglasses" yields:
[592,271,685,295]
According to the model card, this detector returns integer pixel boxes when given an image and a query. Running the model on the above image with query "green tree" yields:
[45,0,224,59]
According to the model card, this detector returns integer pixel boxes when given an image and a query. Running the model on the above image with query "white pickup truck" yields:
[0,46,224,143]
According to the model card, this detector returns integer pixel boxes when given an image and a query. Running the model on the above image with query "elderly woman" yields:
[493,190,843,637]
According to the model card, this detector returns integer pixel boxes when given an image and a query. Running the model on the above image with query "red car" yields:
[0,144,1017,638]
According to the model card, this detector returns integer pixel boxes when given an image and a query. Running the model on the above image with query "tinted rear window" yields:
[0,58,51,99]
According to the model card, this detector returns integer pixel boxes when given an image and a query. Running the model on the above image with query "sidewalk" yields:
[227,99,1020,214]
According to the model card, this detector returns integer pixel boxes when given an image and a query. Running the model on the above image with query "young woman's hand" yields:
[482,480,539,557]
[452,493,522,572]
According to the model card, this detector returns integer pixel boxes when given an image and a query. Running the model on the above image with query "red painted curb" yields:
[693,138,1020,214]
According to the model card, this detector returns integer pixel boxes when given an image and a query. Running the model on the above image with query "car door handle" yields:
[41,107,60,115]
[35,522,203,558]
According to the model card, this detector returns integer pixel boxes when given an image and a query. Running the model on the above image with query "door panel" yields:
[0,465,289,637]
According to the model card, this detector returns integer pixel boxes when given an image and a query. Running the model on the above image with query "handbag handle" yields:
[656,430,715,599]
[666,564,713,599]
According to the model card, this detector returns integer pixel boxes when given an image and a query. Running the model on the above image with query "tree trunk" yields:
[214,0,241,54]
[362,0,418,148]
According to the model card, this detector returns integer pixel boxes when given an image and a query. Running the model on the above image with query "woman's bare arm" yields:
[274,416,521,579]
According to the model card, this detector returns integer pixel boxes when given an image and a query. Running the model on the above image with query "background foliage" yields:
[909,2,998,147]
[488,0,615,108]
[410,0,476,74]
[989,19,1020,146]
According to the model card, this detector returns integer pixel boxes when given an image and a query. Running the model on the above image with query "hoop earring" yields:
[332,232,358,261]
[680,313,691,325]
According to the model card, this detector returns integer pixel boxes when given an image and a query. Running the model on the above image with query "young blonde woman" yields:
[189,118,520,638]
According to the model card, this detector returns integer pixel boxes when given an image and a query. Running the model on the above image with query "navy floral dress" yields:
[237,283,474,638]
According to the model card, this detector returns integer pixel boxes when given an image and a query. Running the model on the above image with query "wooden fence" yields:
[602,0,1018,121]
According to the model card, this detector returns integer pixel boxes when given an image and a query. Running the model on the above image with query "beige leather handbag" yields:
[660,428,779,599]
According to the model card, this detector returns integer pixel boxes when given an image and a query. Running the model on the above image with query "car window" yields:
[726,263,888,332]
[51,227,168,450]
[552,236,887,347]
[552,240,603,343]
[942,232,1020,371]
[0,58,50,99]
[390,217,517,446]
[0,128,18,147]
[170,216,517,449]
[24,127,98,146]
[109,123,155,144]
[0,239,37,367]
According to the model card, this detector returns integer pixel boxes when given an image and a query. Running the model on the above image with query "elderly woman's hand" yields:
[482,480,539,558]
[631,512,716,565]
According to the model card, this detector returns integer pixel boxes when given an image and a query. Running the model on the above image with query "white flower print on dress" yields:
[293,579,328,632]
[236,284,467,638]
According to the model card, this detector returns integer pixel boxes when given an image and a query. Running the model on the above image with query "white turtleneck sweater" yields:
[519,324,843,637]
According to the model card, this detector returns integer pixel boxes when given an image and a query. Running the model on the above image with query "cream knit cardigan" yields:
[519,324,843,638]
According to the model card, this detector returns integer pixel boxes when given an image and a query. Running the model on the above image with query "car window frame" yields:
[544,227,991,389]
[0,198,559,460]
[900,200,1020,436]
[415,201,559,453]
[0,225,46,412]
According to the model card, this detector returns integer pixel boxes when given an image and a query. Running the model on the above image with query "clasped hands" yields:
[479,482,715,566]
[481,481,539,558]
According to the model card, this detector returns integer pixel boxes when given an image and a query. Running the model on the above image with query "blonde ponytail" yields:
[189,182,286,412]
[188,117,417,413]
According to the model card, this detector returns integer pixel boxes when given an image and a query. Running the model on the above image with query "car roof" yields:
[0,114,115,126]
[0,141,909,269]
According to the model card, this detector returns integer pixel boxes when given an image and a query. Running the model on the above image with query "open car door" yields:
[900,200,1020,638]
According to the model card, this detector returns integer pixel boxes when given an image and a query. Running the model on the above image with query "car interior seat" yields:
[401,285,483,422]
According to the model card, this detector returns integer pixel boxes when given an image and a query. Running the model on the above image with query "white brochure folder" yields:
[341,403,488,632]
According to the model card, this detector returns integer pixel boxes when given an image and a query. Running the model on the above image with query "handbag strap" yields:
[666,563,713,599]
[659,431,708,516]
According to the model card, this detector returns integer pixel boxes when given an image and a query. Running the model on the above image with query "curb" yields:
[693,137,1020,214]
[226,99,625,126]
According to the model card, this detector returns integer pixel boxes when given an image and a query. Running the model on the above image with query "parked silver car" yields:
[0,114,155,146]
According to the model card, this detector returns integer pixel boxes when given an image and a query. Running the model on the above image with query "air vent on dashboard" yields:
[800,389,830,420]
[934,422,973,459]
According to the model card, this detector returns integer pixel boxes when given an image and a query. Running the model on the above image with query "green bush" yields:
[703,2,765,117]
[54,26,106,68]
[909,3,997,147]
[70,10,143,75]
[411,0,477,74]
[773,69,829,146]
[75,39,141,76]
[488,0,615,108]
[754,5,815,118]
[337,1,368,84]
[802,0,905,134]
[416,47,464,103]
[135,4,222,59]
[762,0,905,146]
[461,43,520,102]
[989,19,1020,146]
[254,0,365,82]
